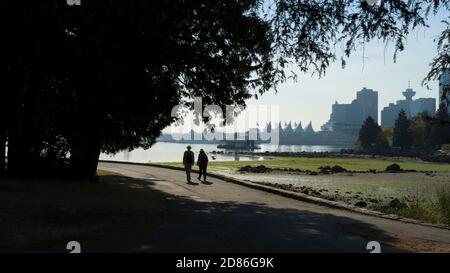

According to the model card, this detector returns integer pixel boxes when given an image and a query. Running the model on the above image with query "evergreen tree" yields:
[429,105,450,146]
[358,116,381,150]
[393,110,412,148]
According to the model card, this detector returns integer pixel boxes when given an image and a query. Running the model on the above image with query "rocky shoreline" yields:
[236,148,450,163]
[237,164,436,176]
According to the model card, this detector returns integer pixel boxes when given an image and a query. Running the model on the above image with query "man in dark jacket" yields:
[183,146,195,183]
[197,149,209,182]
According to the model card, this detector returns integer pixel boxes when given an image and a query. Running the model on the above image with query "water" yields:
[100,142,346,163]
[258,144,345,153]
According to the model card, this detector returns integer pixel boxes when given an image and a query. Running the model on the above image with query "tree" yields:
[1,0,449,181]
[429,105,450,146]
[410,112,432,147]
[358,116,381,150]
[2,1,276,180]
[393,110,413,148]
[377,127,393,148]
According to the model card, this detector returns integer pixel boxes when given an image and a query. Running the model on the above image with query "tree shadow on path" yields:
[81,174,402,253]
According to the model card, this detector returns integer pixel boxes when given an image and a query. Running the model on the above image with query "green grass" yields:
[161,156,450,173]
[372,189,450,225]
[437,189,450,225]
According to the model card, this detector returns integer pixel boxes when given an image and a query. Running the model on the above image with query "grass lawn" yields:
[161,156,450,173]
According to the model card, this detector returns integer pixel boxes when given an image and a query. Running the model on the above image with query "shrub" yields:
[437,190,450,225]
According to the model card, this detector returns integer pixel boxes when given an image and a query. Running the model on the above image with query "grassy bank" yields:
[162,156,450,173]
[0,171,176,252]
[160,156,450,225]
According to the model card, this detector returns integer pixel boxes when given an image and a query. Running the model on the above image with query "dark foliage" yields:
[358,116,381,150]
[393,110,413,148]
[1,0,449,180]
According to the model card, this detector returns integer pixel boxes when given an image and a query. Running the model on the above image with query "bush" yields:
[437,190,450,225]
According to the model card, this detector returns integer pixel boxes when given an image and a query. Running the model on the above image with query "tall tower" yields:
[402,87,416,101]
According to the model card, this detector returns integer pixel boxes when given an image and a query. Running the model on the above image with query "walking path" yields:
[95,162,450,252]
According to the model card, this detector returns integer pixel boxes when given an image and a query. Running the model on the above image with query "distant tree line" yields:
[358,106,450,151]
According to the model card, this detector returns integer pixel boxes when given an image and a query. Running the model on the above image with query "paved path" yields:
[95,162,450,253]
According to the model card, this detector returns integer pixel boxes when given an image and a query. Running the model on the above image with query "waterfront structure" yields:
[159,87,379,147]
[381,86,436,127]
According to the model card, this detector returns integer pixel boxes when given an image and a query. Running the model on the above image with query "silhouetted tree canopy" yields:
[1,0,449,180]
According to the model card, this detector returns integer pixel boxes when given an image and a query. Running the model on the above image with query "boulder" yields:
[385,164,402,172]
[331,165,347,173]
[389,198,407,209]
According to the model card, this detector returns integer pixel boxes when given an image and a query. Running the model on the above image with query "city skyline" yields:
[244,10,447,131]
[162,9,447,134]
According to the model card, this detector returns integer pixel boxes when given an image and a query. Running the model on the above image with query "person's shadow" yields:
[201,180,213,185]
[187,181,199,186]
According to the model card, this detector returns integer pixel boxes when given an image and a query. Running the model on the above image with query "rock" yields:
[355,201,367,207]
[238,165,252,172]
[389,198,407,209]
[385,164,402,172]
[238,165,271,173]
[309,171,318,176]
[331,165,347,173]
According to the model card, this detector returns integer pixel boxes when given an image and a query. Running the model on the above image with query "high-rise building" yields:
[439,70,450,113]
[381,86,436,127]
[319,87,378,144]
[324,87,378,130]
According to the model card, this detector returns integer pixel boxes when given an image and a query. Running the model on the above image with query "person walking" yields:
[197,149,209,182]
[183,145,195,183]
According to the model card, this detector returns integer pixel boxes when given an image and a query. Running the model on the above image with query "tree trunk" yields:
[6,129,22,175]
[0,129,5,175]
[70,133,102,181]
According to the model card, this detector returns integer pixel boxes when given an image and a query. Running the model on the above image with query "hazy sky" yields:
[166,10,448,134]
[245,10,448,131]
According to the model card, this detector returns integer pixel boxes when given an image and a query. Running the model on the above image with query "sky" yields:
[245,11,448,131]
[166,9,448,134]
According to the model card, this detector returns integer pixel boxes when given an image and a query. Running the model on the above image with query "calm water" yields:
[100,142,346,163]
